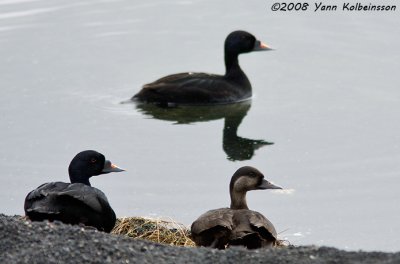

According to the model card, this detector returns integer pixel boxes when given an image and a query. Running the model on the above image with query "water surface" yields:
[0,0,399,252]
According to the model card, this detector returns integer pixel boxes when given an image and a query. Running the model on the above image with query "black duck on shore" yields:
[24,150,124,232]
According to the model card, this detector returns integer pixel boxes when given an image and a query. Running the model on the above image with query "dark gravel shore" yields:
[1,215,399,264]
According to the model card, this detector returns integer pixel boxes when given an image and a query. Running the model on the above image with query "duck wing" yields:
[54,183,115,232]
[229,210,277,248]
[247,210,277,239]
[134,72,247,105]
[190,208,234,248]
[145,72,217,86]
[24,182,70,215]
[191,208,234,233]
[55,183,107,213]
[24,182,116,232]
[24,182,107,214]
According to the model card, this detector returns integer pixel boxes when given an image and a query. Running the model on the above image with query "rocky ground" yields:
[1,214,399,264]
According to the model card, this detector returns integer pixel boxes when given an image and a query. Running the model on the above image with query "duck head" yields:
[224,30,272,56]
[229,166,281,209]
[68,150,124,186]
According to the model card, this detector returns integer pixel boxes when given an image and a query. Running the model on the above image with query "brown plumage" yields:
[191,166,281,249]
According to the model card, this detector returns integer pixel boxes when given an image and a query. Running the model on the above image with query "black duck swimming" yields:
[132,30,272,106]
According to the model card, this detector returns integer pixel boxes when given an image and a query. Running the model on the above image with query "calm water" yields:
[1,0,399,252]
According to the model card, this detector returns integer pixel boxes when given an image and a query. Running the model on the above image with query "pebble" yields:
[0,214,399,264]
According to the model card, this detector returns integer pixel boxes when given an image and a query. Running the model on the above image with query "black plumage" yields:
[132,30,272,105]
[24,150,124,232]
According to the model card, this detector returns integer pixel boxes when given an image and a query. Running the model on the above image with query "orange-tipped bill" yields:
[102,160,125,173]
[253,40,274,51]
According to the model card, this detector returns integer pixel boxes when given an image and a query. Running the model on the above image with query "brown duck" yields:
[191,166,282,249]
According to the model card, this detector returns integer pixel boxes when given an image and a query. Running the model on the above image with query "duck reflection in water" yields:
[134,100,272,161]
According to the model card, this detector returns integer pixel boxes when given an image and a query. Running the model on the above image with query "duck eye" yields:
[90,158,97,163]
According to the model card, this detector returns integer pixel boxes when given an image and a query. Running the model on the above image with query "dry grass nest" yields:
[112,216,289,248]
[112,217,195,247]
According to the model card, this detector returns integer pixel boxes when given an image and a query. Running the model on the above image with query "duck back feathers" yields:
[24,182,116,232]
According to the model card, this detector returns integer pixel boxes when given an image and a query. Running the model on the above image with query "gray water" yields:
[1,0,399,252]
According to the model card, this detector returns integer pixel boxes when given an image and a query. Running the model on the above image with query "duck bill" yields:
[253,40,273,51]
[101,160,125,173]
[258,179,282,190]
